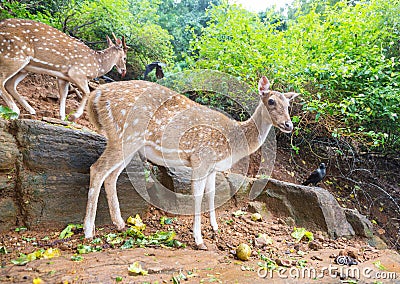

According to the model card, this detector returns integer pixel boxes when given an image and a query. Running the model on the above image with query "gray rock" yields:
[0,119,149,231]
[344,208,374,238]
[0,120,19,170]
[0,197,18,230]
[252,178,355,238]
[247,201,271,220]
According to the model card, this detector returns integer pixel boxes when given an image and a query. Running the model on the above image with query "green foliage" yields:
[0,106,18,120]
[0,0,54,23]
[11,248,61,265]
[191,0,400,150]
[291,227,314,242]
[59,224,83,239]
[157,0,221,61]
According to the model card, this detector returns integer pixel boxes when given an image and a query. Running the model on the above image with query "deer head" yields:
[107,33,128,78]
[258,76,298,133]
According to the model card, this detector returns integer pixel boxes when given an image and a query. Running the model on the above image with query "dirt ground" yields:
[1,207,400,283]
[1,74,400,283]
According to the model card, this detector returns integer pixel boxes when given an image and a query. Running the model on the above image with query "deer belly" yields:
[215,157,234,171]
[141,144,190,168]
[25,64,70,81]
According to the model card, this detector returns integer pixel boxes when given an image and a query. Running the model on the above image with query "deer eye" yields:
[268,98,275,106]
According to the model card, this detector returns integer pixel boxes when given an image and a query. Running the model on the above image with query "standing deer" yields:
[84,76,298,249]
[0,18,127,121]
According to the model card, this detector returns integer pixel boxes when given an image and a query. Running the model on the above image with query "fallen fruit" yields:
[236,243,251,261]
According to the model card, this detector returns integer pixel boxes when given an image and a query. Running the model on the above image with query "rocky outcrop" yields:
[250,179,355,238]
[0,118,374,243]
[0,119,148,231]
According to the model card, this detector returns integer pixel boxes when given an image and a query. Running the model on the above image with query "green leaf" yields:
[128,261,148,276]
[77,244,94,254]
[232,210,246,217]
[59,224,83,239]
[373,260,386,271]
[0,106,18,120]
[127,215,146,231]
[0,246,8,254]
[291,227,314,242]
[15,227,27,232]
[71,254,84,262]
[121,238,135,250]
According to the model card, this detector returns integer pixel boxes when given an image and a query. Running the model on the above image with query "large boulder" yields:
[0,119,149,231]
[251,178,355,238]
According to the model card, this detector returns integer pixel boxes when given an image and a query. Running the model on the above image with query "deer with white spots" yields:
[0,18,127,121]
[84,76,298,249]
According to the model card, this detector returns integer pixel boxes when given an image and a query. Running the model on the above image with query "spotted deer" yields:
[84,76,298,249]
[0,18,127,121]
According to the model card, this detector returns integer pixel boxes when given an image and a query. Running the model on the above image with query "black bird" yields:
[143,61,166,80]
[302,163,326,186]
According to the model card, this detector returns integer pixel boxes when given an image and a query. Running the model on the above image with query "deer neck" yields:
[95,47,120,77]
[234,100,272,160]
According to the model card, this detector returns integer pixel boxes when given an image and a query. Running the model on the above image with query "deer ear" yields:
[112,32,122,47]
[258,76,270,95]
[284,92,299,101]
[122,36,129,51]
[106,35,113,47]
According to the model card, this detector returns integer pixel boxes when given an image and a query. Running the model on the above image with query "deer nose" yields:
[284,121,293,131]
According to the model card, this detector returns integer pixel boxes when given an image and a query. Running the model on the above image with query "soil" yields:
[1,74,399,283]
[1,207,400,283]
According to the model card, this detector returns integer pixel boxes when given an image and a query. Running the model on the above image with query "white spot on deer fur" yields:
[132,118,139,126]
[121,109,126,116]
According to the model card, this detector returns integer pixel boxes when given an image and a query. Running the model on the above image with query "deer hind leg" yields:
[84,145,125,238]
[57,79,70,120]
[4,70,36,115]
[0,60,29,116]
[205,171,218,233]
[192,175,207,250]
[103,162,128,231]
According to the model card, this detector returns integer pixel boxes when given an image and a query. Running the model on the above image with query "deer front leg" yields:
[68,78,90,121]
[192,176,207,250]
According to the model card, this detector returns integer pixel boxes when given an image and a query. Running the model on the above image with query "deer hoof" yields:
[68,115,77,122]
[212,230,219,242]
[196,243,208,250]
[116,223,126,231]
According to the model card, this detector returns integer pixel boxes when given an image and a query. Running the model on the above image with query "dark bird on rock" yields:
[302,163,326,186]
[143,61,166,80]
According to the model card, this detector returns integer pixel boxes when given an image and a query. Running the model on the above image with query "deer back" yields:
[89,80,237,166]
[1,18,100,78]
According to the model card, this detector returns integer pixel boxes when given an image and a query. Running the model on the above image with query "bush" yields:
[190,0,400,151]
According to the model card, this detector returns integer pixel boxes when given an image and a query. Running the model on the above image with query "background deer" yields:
[0,18,127,121]
[84,76,298,249]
